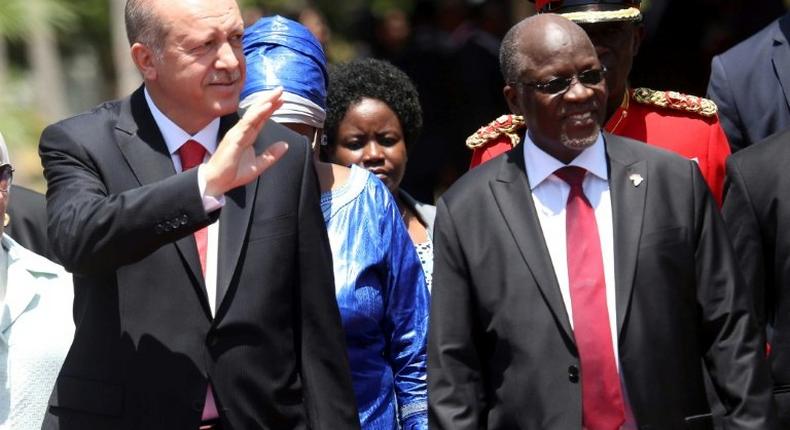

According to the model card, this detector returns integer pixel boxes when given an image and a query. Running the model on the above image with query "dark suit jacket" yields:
[707,12,790,152]
[38,87,360,430]
[6,184,56,262]
[428,133,775,429]
[722,127,790,427]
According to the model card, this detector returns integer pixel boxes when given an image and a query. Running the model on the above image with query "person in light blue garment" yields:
[241,16,429,430]
[0,132,73,430]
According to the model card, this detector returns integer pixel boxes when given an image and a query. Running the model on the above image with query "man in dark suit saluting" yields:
[428,13,775,430]
[39,0,359,429]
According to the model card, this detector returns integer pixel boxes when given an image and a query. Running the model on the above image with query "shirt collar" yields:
[522,131,608,190]
[144,87,220,156]
[2,234,61,276]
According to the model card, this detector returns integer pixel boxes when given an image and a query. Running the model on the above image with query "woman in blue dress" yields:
[241,16,429,430]
[323,58,436,292]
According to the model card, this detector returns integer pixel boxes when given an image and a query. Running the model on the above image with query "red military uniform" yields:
[468,87,731,205]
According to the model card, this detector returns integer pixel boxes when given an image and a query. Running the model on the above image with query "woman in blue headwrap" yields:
[241,16,429,430]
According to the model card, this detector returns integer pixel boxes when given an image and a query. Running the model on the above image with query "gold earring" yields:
[3,213,9,227]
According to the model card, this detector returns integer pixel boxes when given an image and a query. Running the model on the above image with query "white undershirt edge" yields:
[522,132,636,429]
[144,88,224,316]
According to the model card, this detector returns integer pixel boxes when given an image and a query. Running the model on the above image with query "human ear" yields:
[130,42,158,81]
[503,84,524,116]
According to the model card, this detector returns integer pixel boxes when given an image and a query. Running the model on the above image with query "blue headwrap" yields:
[241,15,328,115]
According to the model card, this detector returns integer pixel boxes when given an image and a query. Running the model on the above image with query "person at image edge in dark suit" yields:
[708,11,790,152]
[6,184,55,262]
[722,126,790,427]
[427,13,775,430]
[37,0,359,428]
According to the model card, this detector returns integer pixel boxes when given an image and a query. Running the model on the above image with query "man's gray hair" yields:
[125,0,165,54]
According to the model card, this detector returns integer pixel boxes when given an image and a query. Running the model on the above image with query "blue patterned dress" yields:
[321,165,429,430]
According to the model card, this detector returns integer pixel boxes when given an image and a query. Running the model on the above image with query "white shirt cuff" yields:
[197,165,225,212]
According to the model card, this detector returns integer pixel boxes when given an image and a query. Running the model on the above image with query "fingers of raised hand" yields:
[221,88,284,151]
[239,87,284,133]
[255,141,289,173]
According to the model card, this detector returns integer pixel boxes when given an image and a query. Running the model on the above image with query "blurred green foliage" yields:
[0,0,77,40]
[61,0,112,77]
[0,100,50,191]
[0,0,82,190]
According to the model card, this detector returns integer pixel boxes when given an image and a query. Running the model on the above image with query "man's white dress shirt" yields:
[145,89,223,316]
[522,132,636,429]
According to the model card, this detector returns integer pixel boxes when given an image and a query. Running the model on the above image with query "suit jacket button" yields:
[180,215,188,225]
[207,334,218,347]
[568,365,579,383]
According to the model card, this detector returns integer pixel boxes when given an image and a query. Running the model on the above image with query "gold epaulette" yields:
[631,87,718,117]
[466,114,526,149]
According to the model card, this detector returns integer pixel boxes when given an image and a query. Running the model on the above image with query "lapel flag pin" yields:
[629,173,643,187]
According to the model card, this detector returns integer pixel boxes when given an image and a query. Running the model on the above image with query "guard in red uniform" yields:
[468,0,730,205]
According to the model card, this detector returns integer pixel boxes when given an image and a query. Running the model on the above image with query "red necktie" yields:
[178,140,208,275]
[178,140,219,421]
[555,166,625,430]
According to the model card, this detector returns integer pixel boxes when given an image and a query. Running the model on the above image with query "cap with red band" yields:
[530,0,642,24]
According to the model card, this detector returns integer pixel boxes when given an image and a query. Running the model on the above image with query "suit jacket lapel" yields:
[774,15,790,113]
[605,134,647,338]
[215,114,257,313]
[115,87,209,310]
[491,147,574,342]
